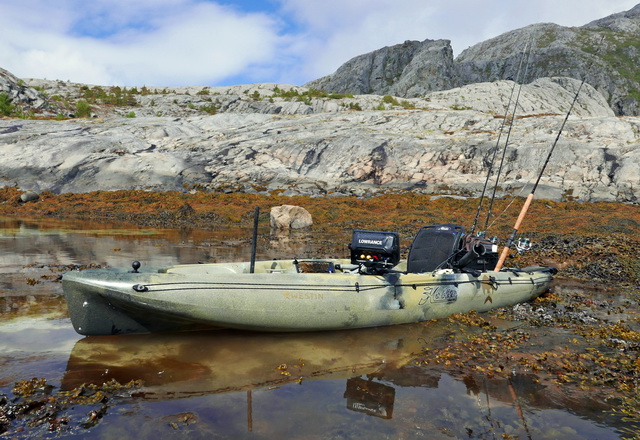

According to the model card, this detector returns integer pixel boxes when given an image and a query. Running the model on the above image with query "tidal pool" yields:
[0,217,636,439]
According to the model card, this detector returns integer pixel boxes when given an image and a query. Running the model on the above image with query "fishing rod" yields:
[494,34,605,271]
[493,75,589,271]
[484,44,532,231]
[470,41,531,235]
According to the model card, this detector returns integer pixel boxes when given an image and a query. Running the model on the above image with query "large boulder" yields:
[19,190,40,203]
[270,205,313,230]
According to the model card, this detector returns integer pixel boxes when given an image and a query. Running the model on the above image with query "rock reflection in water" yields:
[60,323,627,439]
[62,323,438,395]
[0,217,330,273]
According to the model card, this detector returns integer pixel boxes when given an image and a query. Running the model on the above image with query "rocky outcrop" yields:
[0,68,50,115]
[585,3,640,33]
[455,9,640,116]
[304,4,640,116]
[305,39,458,97]
[1,77,638,203]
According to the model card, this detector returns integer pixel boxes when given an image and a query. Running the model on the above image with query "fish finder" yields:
[349,230,400,273]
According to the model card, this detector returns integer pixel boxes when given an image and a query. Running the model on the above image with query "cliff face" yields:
[305,39,458,98]
[456,5,640,116]
[305,4,640,116]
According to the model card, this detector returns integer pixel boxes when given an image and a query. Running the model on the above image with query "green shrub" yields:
[0,93,14,116]
[382,95,400,106]
[14,109,34,119]
[329,93,354,99]
[125,111,136,118]
[76,100,92,118]
[80,85,138,106]
[272,87,353,102]
[199,104,217,114]
[400,100,416,109]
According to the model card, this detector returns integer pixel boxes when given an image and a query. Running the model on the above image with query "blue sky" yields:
[1,0,637,87]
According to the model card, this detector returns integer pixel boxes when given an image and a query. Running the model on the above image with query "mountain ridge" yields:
[305,3,640,116]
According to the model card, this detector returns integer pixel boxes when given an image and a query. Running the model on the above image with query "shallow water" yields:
[0,217,635,439]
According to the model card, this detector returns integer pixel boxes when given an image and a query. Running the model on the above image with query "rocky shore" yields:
[1,74,639,203]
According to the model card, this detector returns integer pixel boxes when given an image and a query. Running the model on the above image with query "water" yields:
[0,217,635,439]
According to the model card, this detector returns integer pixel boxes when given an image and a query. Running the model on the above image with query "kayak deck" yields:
[62,258,555,335]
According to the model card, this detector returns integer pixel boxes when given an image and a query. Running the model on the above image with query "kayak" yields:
[62,224,556,336]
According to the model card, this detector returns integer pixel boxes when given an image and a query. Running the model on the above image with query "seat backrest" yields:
[407,224,466,273]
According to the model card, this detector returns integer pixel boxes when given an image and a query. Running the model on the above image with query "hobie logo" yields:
[419,285,458,305]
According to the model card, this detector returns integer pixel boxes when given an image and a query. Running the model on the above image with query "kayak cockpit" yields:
[159,259,359,276]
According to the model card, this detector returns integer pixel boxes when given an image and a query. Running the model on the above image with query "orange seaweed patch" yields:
[1,186,639,240]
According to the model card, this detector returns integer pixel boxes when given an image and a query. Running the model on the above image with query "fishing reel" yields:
[515,237,532,254]
[475,231,499,245]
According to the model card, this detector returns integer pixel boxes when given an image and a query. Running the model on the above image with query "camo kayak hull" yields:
[62,259,555,336]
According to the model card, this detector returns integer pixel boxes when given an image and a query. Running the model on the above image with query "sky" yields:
[1,0,637,87]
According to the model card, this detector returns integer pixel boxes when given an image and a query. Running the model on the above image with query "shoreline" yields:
[2,186,638,287]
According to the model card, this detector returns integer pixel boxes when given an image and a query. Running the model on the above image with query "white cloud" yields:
[98,2,281,86]
[20,46,114,85]
[1,0,282,86]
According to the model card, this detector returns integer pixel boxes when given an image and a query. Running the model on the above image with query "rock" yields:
[0,68,51,116]
[270,205,313,230]
[303,4,640,116]
[585,3,640,34]
[454,17,640,116]
[305,39,458,97]
[19,190,39,203]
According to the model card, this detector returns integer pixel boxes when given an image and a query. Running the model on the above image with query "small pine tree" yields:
[0,93,14,116]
